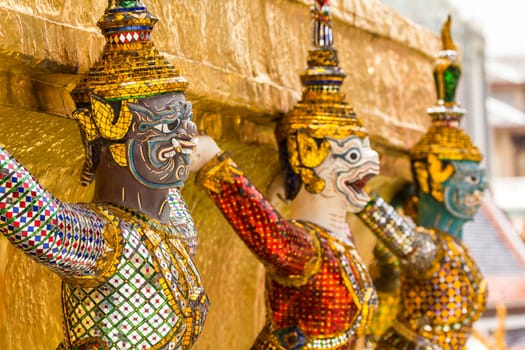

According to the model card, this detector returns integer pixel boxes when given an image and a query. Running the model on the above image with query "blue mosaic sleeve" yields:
[0,145,107,279]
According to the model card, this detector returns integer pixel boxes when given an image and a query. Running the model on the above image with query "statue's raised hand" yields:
[190,135,222,173]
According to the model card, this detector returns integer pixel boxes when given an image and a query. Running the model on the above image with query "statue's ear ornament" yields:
[412,161,431,195]
[297,130,330,169]
[426,154,454,202]
[286,133,327,195]
[90,95,133,141]
[427,154,454,184]
[301,168,326,194]
[287,135,302,175]
[72,109,98,142]
[108,144,128,167]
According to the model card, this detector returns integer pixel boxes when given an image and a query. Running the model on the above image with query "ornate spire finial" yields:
[71,0,187,105]
[108,0,145,7]
[277,0,367,142]
[410,16,482,164]
[431,15,461,111]
[441,15,456,51]
[313,0,333,48]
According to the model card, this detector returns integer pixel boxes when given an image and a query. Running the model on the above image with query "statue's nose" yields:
[364,148,380,163]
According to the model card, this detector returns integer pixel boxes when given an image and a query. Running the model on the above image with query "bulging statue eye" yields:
[167,119,181,131]
[152,119,181,134]
[346,148,361,163]
[465,175,480,185]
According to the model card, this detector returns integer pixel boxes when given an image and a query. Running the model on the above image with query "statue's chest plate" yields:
[62,221,209,350]
[267,224,377,341]
[400,234,487,330]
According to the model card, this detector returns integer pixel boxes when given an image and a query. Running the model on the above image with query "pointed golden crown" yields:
[276,0,368,141]
[71,0,188,105]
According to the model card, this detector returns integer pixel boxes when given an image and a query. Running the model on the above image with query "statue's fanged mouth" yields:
[158,139,196,161]
[346,174,375,193]
[335,161,379,211]
[464,192,482,207]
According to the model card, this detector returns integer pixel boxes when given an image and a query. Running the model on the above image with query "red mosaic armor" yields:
[197,153,376,349]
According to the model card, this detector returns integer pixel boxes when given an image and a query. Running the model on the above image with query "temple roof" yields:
[463,194,525,348]
[464,197,525,278]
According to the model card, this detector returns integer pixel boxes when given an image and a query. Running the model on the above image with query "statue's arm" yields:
[357,193,440,277]
[369,241,401,293]
[196,152,320,283]
[0,145,111,281]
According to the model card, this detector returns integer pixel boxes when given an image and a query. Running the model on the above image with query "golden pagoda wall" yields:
[0,0,440,349]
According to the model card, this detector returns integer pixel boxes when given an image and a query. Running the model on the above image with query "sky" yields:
[449,0,525,57]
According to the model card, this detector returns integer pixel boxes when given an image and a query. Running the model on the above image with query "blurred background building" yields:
[489,59,525,232]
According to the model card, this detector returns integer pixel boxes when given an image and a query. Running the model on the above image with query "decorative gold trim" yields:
[196,152,243,193]
[410,125,483,163]
[141,229,186,350]
[478,279,488,310]
[357,287,376,336]
[277,107,368,141]
[69,337,110,350]
[306,49,338,67]
[60,284,73,350]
